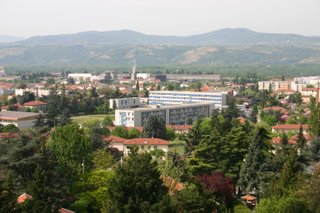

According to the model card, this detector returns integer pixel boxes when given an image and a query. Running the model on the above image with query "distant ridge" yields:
[1,28,320,67]
[0,35,25,43]
[13,28,320,46]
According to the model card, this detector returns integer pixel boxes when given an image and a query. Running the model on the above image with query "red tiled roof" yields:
[272,124,308,131]
[291,133,312,141]
[263,106,288,114]
[23,101,47,106]
[0,132,18,139]
[272,137,297,145]
[59,208,75,213]
[241,195,257,201]
[17,193,32,203]
[0,83,14,90]
[124,138,169,145]
[104,135,127,143]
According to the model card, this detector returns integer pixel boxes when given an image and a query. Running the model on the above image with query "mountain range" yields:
[1,28,320,67]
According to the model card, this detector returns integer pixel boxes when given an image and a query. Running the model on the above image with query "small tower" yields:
[131,59,137,81]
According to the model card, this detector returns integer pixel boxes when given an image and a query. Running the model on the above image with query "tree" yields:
[297,125,306,149]
[47,123,92,179]
[128,128,141,139]
[1,124,19,133]
[26,150,70,212]
[185,119,202,153]
[111,126,129,139]
[135,81,140,91]
[108,148,167,212]
[93,149,115,170]
[238,127,272,195]
[142,115,167,139]
[102,116,113,126]
[308,96,320,137]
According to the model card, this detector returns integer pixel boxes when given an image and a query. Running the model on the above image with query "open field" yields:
[71,114,114,125]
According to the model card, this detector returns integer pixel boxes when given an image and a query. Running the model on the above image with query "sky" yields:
[1,0,320,38]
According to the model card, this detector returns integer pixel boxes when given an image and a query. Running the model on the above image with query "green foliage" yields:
[128,128,141,139]
[101,116,113,126]
[108,149,167,212]
[166,128,176,141]
[93,149,115,170]
[72,169,115,212]
[111,126,129,139]
[47,123,92,178]
[142,115,167,139]
[238,127,272,194]
[308,96,320,137]
[1,124,19,133]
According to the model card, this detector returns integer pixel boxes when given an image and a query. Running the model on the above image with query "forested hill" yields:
[1,28,320,67]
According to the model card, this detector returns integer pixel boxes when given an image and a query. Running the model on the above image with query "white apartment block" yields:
[148,91,229,108]
[115,103,215,127]
[15,88,51,97]
[294,76,320,85]
[109,97,141,109]
[68,73,92,83]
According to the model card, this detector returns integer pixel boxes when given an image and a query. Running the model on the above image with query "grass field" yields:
[71,114,114,125]
[169,140,186,155]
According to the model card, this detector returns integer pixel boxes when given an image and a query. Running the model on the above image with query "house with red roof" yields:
[123,138,169,156]
[272,124,308,134]
[104,135,127,152]
[17,193,33,204]
[23,100,48,111]
[166,125,193,134]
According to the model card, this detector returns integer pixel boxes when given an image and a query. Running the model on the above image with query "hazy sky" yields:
[1,0,319,38]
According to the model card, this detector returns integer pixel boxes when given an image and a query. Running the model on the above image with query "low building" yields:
[115,103,215,127]
[166,125,193,134]
[104,135,127,152]
[109,97,141,109]
[17,193,33,204]
[0,111,39,129]
[123,138,169,156]
[23,100,48,112]
[272,124,308,134]
[68,73,92,84]
[15,88,51,97]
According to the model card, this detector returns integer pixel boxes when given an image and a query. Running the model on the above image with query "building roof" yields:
[124,138,169,145]
[58,208,75,213]
[23,100,47,106]
[104,135,127,144]
[263,106,288,115]
[241,195,257,201]
[0,132,18,139]
[17,193,33,203]
[302,87,320,91]
[272,137,297,145]
[272,124,308,131]
[275,88,295,93]
[0,111,39,121]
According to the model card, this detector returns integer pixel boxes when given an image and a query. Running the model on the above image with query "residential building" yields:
[301,87,320,103]
[68,73,92,83]
[123,138,169,156]
[258,81,292,91]
[115,103,215,127]
[104,135,127,152]
[0,111,39,129]
[109,97,141,109]
[23,101,48,112]
[272,124,308,134]
[15,88,51,97]
[148,90,229,108]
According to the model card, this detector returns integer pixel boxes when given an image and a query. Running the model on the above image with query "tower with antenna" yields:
[131,58,137,81]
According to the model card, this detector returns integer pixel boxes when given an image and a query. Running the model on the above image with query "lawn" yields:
[71,114,114,125]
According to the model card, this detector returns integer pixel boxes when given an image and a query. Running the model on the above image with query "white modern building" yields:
[15,88,51,97]
[148,91,229,108]
[68,73,92,84]
[0,111,39,129]
[109,97,141,109]
[115,103,215,127]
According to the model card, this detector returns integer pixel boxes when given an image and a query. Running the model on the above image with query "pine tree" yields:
[238,127,272,195]
[297,125,306,149]
[108,148,167,212]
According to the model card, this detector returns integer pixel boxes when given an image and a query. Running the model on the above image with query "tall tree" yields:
[238,127,272,195]
[108,148,167,212]
[297,125,306,149]
[142,115,167,139]
[308,96,320,137]
[47,123,92,179]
